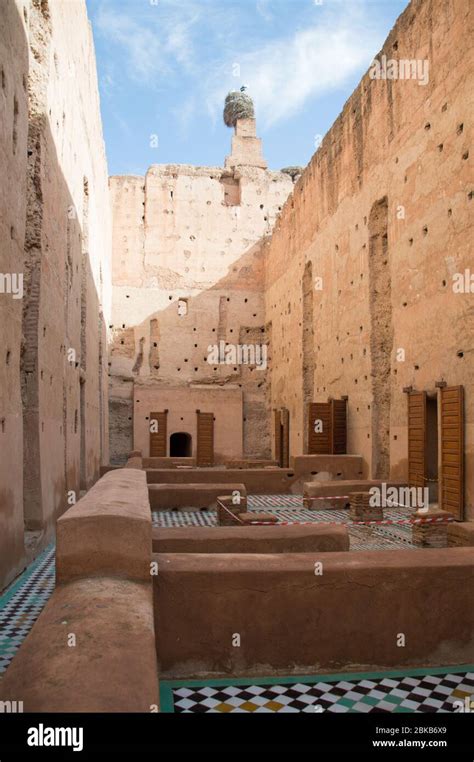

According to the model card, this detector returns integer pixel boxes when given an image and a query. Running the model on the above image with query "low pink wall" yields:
[152,524,349,553]
[0,578,159,712]
[146,467,298,493]
[148,483,246,509]
[1,468,159,712]
[154,548,474,678]
[56,469,151,583]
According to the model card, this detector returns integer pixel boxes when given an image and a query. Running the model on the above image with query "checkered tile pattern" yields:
[0,544,55,675]
[152,510,216,527]
[170,671,474,713]
[152,495,417,550]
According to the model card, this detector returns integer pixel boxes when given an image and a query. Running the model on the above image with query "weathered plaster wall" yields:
[0,0,29,591]
[0,0,111,591]
[109,152,293,463]
[134,385,243,460]
[264,0,473,517]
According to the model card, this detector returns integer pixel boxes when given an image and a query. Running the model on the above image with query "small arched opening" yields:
[170,432,192,457]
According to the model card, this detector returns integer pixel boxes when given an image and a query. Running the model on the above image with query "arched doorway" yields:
[170,432,192,457]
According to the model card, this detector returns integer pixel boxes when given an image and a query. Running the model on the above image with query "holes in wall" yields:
[438,144,444,152]
[177,298,188,316]
[457,350,464,358]
[422,225,428,236]
[463,150,469,160]
[457,123,464,135]
[220,175,241,206]
[12,95,19,155]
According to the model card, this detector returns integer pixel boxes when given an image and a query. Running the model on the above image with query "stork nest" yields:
[223,91,255,128]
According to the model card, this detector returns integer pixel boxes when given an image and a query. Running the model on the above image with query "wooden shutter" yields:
[407,391,426,488]
[440,386,464,519]
[308,402,331,454]
[196,411,214,466]
[330,399,347,454]
[149,411,167,457]
[281,408,290,468]
[274,409,282,466]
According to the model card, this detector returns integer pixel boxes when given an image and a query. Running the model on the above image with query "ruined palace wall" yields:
[264,0,473,516]
[0,1,29,590]
[27,0,112,523]
[0,0,111,591]
[109,165,292,463]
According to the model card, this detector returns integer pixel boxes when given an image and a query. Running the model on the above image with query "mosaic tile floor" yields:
[0,544,55,675]
[161,667,474,713]
[152,494,417,550]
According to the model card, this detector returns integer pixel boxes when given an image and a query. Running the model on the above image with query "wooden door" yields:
[308,402,331,454]
[330,399,347,454]
[149,411,168,457]
[440,386,464,519]
[407,391,426,488]
[196,411,214,466]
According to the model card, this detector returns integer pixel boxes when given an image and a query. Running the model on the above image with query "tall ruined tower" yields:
[108,92,293,464]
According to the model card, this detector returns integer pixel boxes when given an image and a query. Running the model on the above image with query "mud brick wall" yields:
[109,160,293,463]
[0,0,111,591]
[264,0,473,517]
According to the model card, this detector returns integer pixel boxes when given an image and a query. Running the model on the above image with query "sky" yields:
[86,0,409,175]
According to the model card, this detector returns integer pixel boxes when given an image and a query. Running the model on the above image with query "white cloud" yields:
[256,0,274,22]
[205,7,385,128]
[93,0,393,130]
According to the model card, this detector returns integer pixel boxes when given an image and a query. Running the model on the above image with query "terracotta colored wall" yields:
[109,151,294,464]
[134,384,243,460]
[153,524,349,554]
[0,0,111,591]
[155,548,474,678]
[264,0,473,517]
[0,0,29,591]
[1,469,159,712]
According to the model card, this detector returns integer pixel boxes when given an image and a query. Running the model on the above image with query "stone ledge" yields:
[154,548,474,677]
[153,523,349,553]
[148,482,246,510]
[56,469,151,583]
[447,521,474,547]
[0,577,159,712]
